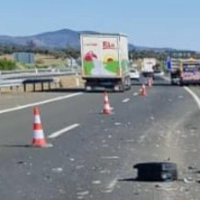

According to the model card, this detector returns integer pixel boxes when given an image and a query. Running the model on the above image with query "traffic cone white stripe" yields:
[104,104,110,110]
[105,95,109,102]
[33,130,45,139]
[34,115,41,123]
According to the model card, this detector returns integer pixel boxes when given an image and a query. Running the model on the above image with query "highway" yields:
[1,79,200,200]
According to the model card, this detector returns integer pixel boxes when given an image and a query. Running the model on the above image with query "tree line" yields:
[129,50,200,60]
[0,44,80,59]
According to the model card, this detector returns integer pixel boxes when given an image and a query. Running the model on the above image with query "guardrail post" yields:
[48,82,51,90]
[23,83,27,92]
[33,83,36,92]
[75,72,80,87]
[41,82,44,91]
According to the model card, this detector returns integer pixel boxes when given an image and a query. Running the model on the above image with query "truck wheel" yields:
[126,77,131,90]
[171,80,176,85]
[119,84,125,92]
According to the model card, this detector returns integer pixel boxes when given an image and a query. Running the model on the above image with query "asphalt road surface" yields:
[1,79,200,200]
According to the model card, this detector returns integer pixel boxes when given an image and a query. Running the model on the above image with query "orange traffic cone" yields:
[32,107,48,147]
[102,92,112,114]
[139,84,147,96]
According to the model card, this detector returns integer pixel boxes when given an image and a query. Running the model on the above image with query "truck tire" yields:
[171,80,176,85]
[126,77,131,90]
[119,83,125,92]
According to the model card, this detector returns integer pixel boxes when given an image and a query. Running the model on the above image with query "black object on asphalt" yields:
[133,162,178,182]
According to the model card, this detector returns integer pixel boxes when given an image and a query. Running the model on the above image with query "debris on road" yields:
[92,180,101,185]
[134,162,178,182]
[115,122,122,126]
[183,177,194,184]
[150,116,155,121]
[17,161,27,165]
[77,191,89,196]
[178,95,184,99]
[52,168,63,173]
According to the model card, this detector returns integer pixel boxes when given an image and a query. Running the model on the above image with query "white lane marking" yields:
[133,92,138,96]
[184,87,200,110]
[48,124,80,139]
[101,156,119,159]
[0,93,83,115]
[104,177,118,193]
[122,98,130,103]
[107,178,118,189]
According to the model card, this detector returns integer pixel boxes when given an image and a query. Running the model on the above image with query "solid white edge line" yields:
[162,76,200,110]
[0,92,83,115]
[184,87,200,110]
[48,124,80,139]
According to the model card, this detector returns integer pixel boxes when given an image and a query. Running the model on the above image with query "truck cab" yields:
[179,58,200,85]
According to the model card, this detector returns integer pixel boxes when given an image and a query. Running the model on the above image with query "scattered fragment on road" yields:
[92,180,101,185]
[77,191,89,196]
[150,116,155,121]
[183,178,194,184]
[52,168,63,173]
[178,95,184,99]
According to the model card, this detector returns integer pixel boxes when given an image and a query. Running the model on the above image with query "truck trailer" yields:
[80,33,131,92]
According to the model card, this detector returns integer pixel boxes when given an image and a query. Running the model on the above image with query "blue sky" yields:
[1,0,199,50]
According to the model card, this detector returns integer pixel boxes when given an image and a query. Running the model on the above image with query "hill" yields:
[0,29,178,51]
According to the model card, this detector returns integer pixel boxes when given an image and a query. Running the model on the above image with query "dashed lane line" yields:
[48,124,80,139]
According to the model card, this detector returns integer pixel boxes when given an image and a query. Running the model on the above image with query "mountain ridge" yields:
[0,29,185,51]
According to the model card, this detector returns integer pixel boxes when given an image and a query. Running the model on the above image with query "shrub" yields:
[0,59,17,70]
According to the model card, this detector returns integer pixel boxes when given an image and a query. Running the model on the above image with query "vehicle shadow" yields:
[118,177,184,183]
[42,88,123,94]
[42,87,85,93]
[131,82,174,87]
[0,144,32,148]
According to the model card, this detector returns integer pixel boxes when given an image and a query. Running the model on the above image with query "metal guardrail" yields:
[0,68,73,75]
[0,68,79,80]
[0,68,80,91]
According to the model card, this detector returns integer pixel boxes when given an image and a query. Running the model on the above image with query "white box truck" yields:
[80,33,131,92]
[141,58,156,77]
